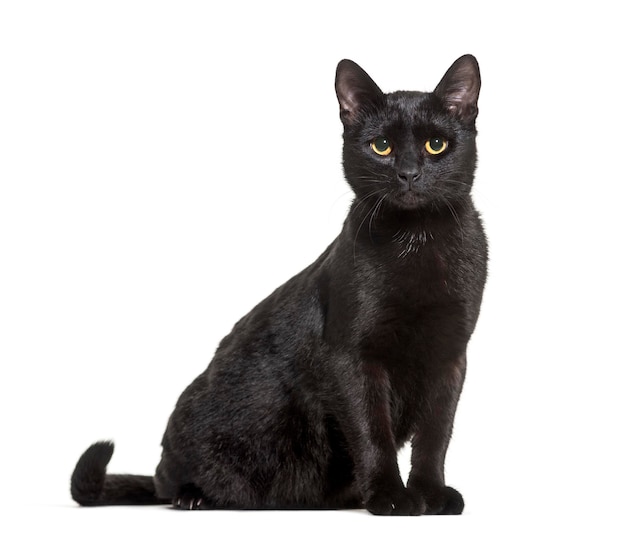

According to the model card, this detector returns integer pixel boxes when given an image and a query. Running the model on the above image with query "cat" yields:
[71,55,487,516]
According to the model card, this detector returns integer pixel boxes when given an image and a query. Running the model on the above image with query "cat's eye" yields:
[371,136,392,156]
[425,137,448,155]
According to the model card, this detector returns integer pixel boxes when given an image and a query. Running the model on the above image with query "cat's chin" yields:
[390,191,431,211]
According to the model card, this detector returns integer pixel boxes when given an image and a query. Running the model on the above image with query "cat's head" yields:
[335,55,480,212]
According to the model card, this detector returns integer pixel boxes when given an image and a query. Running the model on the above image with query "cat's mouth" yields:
[391,189,429,210]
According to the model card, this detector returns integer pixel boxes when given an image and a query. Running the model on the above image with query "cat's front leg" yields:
[406,354,467,515]
[332,358,420,516]
[407,477,464,515]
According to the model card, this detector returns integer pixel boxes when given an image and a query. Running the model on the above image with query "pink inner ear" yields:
[445,97,478,121]
[445,91,469,112]
[335,59,384,125]
[339,87,361,117]
[443,77,478,109]
[434,55,480,121]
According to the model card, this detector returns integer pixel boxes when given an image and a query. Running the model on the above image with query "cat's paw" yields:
[172,485,210,511]
[365,486,422,516]
[407,481,464,515]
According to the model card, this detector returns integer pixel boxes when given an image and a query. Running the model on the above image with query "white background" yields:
[1,0,625,540]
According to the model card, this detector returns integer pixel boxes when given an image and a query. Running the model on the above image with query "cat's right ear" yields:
[335,60,383,125]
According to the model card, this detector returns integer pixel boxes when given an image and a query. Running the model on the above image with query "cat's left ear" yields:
[335,60,384,125]
[434,54,481,123]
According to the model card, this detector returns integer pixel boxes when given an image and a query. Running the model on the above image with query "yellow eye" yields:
[371,136,392,156]
[425,137,448,155]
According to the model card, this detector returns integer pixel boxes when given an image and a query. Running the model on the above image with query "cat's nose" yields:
[397,169,421,190]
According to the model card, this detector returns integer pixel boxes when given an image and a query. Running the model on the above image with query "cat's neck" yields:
[346,197,470,246]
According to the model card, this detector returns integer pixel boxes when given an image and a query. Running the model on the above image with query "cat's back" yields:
[215,243,334,360]
[174,242,336,415]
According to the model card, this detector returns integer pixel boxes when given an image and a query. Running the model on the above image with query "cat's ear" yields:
[434,55,481,123]
[335,60,384,125]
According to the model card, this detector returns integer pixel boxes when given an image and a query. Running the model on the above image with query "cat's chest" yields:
[391,229,434,260]
[382,232,456,298]
[354,236,467,361]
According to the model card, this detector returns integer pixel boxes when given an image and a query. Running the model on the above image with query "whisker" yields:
[353,204,375,262]
[368,193,388,241]
[444,200,465,246]
[350,187,388,217]
[352,190,388,261]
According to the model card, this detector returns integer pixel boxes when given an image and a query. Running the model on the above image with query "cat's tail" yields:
[71,441,169,506]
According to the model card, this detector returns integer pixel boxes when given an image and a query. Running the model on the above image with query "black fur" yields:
[71,55,487,515]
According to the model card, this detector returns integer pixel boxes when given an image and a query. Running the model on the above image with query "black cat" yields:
[71,55,487,516]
